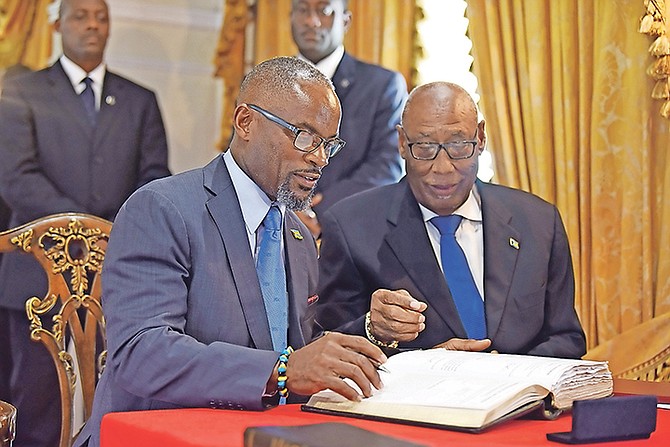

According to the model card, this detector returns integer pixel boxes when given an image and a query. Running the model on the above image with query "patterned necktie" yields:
[431,215,487,339]
[80,77,97,125]
[256,205,288,351]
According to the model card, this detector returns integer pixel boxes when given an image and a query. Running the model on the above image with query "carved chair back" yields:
[0,213,113,447]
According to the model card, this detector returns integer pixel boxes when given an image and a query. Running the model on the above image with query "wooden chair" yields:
[0,400,16,447]
[585,312,670,381]
[0,213,112,447]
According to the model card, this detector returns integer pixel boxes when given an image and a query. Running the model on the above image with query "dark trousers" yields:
[0,307,61,447]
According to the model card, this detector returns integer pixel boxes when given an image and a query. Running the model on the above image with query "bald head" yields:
[402,82,478,128]
[238,56,334,109]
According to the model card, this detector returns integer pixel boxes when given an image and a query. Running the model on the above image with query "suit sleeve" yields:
[0,78,87,220]
[316,71,407,211]
[104,188,277,410]
[526,207,586,359]
[135,91,171,188]
[315,209,369,336]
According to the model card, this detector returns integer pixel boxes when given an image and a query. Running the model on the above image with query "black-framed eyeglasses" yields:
[400,128,479,161]
[247,104,345,159]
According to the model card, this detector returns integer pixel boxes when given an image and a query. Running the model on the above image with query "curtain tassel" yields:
[652,79,670,99]
[650,35,670,56]
[660,100,670,118]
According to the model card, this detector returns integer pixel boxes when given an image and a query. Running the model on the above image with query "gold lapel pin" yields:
[290,229,303,240]
[509,237,520,250]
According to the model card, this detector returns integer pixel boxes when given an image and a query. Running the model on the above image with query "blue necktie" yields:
[431,215,487,339]
[256,205,288,351]
[80,77,97,125]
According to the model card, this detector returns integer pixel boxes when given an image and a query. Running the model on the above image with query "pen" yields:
[372,361,391,374]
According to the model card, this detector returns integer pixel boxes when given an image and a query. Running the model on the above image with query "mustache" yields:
[293,168,322,177]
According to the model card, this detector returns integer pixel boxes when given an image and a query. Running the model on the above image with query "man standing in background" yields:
[0,0,171,444]
[290,0,407,236]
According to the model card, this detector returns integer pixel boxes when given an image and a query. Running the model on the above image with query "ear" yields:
[233,103,254,141]
[55,18,62,33]
[342,9,352,32]
[476,120,486,155]
[396,124,409,160]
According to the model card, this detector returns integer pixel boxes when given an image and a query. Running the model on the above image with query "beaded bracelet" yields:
[277,346,294,405]
[364,311,399,349]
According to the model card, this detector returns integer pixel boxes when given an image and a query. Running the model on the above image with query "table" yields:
[101,397,669,447]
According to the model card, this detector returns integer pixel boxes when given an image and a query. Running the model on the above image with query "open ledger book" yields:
[303,349,613,432]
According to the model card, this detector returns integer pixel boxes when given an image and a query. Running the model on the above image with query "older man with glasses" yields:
[315,81,586,360]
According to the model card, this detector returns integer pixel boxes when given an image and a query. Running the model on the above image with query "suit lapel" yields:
[203,157,274,350]
[384,181,468,338]
[47,62,93,135]
[94,71,124,144]
[284,213,310,348]
[332,53,356,103]
[479,182,520,339]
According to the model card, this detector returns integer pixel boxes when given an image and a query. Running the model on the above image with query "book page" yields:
[381,349,612,409]
[371,371,546,411]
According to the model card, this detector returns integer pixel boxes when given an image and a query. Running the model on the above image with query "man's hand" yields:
[433,338,492,351]
[296,193,323,238]
[286,332,387,401]
[369,289,428,344]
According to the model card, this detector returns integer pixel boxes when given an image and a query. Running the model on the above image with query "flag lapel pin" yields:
[509,237,520,250]
[290,229,303,240]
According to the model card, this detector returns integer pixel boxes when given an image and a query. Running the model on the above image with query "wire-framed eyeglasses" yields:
[247,104,346,159]
[400,127,479,161]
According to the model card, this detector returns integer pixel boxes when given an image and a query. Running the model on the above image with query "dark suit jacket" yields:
[77,156,319,446]
[316,179,586,359]
[314,53,407,212]
[0,61,170,310]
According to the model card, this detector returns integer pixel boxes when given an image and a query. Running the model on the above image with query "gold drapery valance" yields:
[0,0,53,70]
[639,0,670,118]
[214,0,421,149]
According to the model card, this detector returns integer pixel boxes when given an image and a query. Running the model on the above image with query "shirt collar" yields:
[223,151,285,234]
[297,45,344,80]
[59,55,106,90]
[419,185,483,223]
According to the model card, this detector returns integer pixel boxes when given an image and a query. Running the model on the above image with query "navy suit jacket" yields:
[316,179,586,359]
[0,61,170,310]
[314,53,407,212]
[78,156,319,446]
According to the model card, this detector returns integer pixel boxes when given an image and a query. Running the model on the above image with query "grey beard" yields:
[276,177,315,211]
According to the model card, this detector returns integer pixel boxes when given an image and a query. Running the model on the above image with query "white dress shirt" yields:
[59,55,105,110]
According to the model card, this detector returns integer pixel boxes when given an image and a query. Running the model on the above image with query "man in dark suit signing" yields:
[290,0,407,236]
[316,82,586,359]
[0,0,170,445]
[75,56,387,447]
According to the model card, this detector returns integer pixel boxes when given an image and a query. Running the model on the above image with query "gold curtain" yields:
[0,0,53,70]
[215,0,420,148]
[467,0,670,348]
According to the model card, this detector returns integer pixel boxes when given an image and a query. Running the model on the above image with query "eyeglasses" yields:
[401,128,479,161]
[247,104,345,159]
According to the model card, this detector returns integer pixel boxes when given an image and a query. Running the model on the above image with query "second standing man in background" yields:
[290,0,408,236]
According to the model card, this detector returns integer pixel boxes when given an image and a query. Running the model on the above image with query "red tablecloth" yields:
[100,403,670,447]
